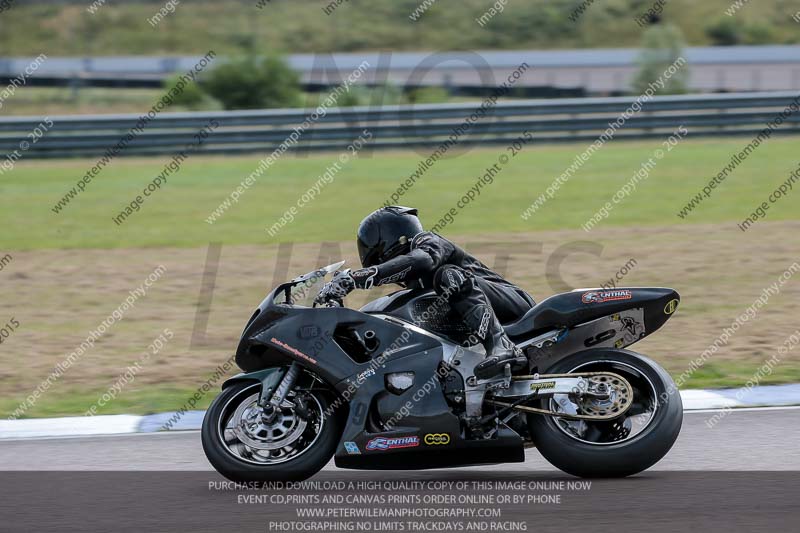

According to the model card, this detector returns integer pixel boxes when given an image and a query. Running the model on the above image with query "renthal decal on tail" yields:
[581,289,633,304]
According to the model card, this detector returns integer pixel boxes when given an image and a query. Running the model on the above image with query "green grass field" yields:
[0,0,796,56]
[2,135,800,417]
[4,135,799,250]
[1,87,189,117]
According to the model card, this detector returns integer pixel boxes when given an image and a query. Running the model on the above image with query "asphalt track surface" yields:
[2,408,798,470]
[1,408,798,532]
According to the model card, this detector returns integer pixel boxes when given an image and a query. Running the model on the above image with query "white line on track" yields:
[683,405,800,414]
[0,430,201,442]
[4,405,798,442]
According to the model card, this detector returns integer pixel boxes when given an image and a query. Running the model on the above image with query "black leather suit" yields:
[350,232,535,344]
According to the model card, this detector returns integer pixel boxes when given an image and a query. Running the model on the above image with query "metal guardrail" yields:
[1,91,798,159]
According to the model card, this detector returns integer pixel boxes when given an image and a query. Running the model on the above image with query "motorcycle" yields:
[202,261,683,481]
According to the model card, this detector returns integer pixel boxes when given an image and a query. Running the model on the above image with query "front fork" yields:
[258,362,301,422]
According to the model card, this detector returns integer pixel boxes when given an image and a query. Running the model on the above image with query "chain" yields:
[487,372,634,421]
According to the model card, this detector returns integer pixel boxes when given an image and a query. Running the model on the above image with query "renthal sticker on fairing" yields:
[365,436,420,451]
[581,289,633,304]
[269,337,318,364]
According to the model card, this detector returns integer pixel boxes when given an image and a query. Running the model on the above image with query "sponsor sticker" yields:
[620,316,643,337]
[344,441,361,455]
[269,337,317,364]
[356,368,376,383]
[297,325,320,339]
[581,290,633,304]
[664,299,679,315]
[423,433,451,445]
[529,381,556,391]
[365,436,420,451]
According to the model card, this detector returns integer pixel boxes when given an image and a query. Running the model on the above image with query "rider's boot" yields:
[457,302,525,380]
[473,311,525,380]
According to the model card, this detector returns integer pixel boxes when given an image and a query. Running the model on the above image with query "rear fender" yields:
[524,289,680,372]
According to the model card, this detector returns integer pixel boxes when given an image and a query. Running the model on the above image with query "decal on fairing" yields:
[365,436,420,451]
[664,299,679,315]
[269,337,318,364]
[619,316,644,341]
[344,442,361,455]
[581,290,633,304]
[423,433,451,445]
[297,325,320,339]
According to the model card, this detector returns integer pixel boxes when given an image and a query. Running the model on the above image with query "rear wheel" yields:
[528,348,682,477]
[201,377,341,482]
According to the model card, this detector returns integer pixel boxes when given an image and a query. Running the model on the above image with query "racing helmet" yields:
[357,206,423,268]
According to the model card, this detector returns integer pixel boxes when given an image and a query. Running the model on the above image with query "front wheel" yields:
[528,348,682,477]
[201,378,342,482]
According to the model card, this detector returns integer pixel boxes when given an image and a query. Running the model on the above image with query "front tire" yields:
[201,380,342,482]
[528,348,682,478]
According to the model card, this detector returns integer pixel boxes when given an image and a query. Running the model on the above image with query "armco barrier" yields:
[1,91,798,159]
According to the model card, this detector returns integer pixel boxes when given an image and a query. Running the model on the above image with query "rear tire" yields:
[528,348,682,478]
[202,380,342,482]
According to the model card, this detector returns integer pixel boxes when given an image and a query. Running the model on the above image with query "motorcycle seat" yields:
[502,292,598,338]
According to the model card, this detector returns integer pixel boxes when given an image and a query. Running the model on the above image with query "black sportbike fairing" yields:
[224,267,680,471]
[230,279,525,470]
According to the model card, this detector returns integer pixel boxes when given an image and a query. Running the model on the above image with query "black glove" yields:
[314,269,356,306]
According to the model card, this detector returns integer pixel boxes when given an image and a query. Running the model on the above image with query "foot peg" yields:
[474,355,528,380]
[511,356,528,369]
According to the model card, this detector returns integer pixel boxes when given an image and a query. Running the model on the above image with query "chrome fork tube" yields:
[261,362,301,422]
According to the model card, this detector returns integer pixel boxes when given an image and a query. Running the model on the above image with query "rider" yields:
[314,206,535,379]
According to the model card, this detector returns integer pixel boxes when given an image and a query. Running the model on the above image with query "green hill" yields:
[0,0,798,56]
